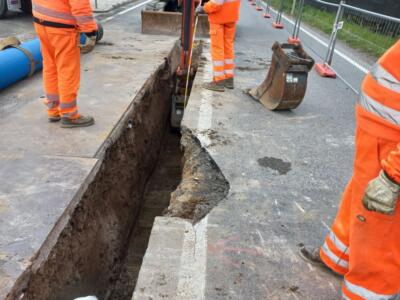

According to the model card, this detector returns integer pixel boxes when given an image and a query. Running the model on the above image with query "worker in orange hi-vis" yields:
[32,0,98,128]
[196,0,240,92]
[300,40,400,300]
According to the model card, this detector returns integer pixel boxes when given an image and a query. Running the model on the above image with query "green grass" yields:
[267,0,398,58]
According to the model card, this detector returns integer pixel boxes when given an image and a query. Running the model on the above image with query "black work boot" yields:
[203,80,225,92]
[61,115,95,128]
[224,77,234,89]
[298,245,325,266]
[48,116,61,122]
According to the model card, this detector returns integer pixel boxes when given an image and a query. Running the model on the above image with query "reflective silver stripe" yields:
[225,0,239,3]
[225,70,234,75]
[211,0,224,4]
[342,293,350,300]
[47,102,59,109]
[213,71,225,77]
[225,59,234,64]
[358,91,400,126]
[62,110,78,118]
[60,100,77,110]
[33,4,75,21]
[328,231,349,255]
[370,63,400,94]
[46,94,59,102]
[74,15,95,25]
[344,279,399,300]
[213,60,224,67]
[321,241,349,269]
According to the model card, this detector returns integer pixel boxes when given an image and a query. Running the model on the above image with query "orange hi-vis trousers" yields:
[210,22,236,82]
[320,106,400,299]
[35,23,80,120]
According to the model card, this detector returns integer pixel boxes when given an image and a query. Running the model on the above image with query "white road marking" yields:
[294,201,306,213]
[102,0,153,22]
[256,229,265,247]
[274,199,281,216]
[307,262,315,272]
[291,291,300,300]
[197,53,214,148]
[321,220,330,231]
[262,3,369,74]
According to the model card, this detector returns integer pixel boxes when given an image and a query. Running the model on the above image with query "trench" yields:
[9,42,229,300]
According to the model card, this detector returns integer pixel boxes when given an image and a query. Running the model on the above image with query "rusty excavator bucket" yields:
[141,1,209,37]
[249,42,314,110]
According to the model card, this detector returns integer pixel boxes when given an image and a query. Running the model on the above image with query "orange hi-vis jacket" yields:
[357,40,400,183]
[32,0,97,33]
[204,0,240,24]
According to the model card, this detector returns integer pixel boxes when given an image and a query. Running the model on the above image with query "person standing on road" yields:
[196,0,240,92]
[32,0,98,128]
[301,40,400,299]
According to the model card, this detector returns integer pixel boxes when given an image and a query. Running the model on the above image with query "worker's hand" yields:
[362,171,400,215]
[80,31,97,54]
[195,5,205,14]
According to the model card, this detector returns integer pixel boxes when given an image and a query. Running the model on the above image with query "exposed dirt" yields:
[165,128,230,223]
[7,45,180,300]
[109,130,183,300]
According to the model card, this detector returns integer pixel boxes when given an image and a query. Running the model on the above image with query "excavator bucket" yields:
[249,42,314,110]
[141,1,209,37]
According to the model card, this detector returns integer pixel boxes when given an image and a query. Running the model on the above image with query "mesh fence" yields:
[265,0,400,58]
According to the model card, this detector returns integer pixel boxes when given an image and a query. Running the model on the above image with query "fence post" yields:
[255,0,263,11]
[263,0,272,18]
[272,0,285,29]
[95,0,98,9]
[288,0,304,44]
[290,0,297,15]
[315,0,345,78]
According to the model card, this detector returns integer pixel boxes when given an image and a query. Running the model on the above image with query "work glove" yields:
[80,31,98,54]
[362,170,400,215]
[195,5,205,14]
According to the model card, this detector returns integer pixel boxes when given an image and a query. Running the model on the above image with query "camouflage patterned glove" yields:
[362,171,400,215]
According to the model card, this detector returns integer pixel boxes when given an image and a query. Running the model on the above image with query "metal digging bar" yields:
[272,0,285,29]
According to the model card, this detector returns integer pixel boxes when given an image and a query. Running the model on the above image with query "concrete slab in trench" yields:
[0,6,177,298]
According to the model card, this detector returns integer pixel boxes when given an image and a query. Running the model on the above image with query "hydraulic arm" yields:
[171,0,197,129]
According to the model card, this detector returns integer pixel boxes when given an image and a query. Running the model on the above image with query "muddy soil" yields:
[165,128,230,223]
[109,130,183,300]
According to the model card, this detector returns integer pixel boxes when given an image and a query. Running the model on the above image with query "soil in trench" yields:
[108,129,183,300]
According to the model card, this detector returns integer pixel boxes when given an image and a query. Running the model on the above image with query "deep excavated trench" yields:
[9,43,229,300]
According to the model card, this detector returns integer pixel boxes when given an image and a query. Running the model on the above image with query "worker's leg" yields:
[209,23,225,82]
[223,22,236,81]
[341,128,400,299]
[319,180,352,276]
[34,24,60,119]
[46,27,81,120]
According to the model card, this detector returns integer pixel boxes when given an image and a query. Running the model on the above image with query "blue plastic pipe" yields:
[0,34,92,91]
[0,38,43,90]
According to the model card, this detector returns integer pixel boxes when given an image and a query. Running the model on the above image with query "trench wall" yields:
[6,43,180,300]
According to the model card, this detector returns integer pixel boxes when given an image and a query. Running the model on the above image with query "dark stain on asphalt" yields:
[257,157,291,175]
